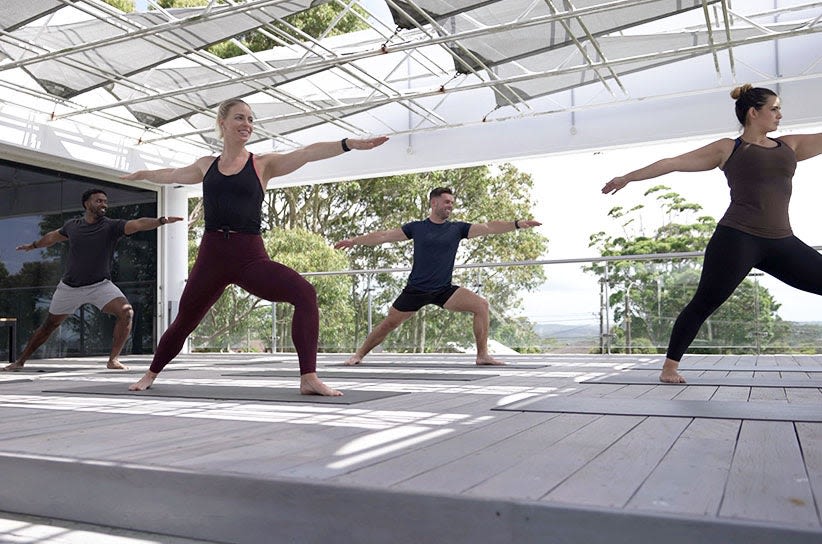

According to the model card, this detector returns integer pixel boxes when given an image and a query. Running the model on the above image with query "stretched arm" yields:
[263,136,389,179]
[781,132,822,162]
[601,139,732,195]
[467,219,541,239]
[17,229,67,251]
[334,228,407,249]
[124,216,184,236]
[119,157,213,185]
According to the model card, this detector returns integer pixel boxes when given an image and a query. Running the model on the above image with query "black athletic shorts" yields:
[392,285,460,312]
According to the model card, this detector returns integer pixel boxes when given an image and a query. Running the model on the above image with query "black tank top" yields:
[203,153,264,234]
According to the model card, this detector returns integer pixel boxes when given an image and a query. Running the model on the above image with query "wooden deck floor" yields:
[0,352,820,543]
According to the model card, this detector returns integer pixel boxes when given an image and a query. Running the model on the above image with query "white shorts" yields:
[49,279,127,315]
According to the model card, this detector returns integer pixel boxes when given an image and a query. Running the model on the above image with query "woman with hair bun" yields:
[601,84,822,383]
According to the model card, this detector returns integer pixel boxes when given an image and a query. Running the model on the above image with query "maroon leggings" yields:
[150,231,318,374]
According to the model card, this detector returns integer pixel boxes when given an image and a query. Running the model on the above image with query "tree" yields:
[588,185,788,354]
[152,0,369,58]
[284,165,549,353]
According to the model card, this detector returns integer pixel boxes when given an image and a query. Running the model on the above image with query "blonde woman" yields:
[122,98,388,395]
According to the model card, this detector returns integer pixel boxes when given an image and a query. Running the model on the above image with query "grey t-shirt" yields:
[58,216,128,287]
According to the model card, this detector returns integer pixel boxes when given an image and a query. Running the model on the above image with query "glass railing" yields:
[189,250,822,356]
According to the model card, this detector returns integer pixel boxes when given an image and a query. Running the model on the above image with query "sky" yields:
[510,131,822,325]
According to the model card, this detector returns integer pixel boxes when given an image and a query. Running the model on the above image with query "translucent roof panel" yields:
[0,1,327,98]
[0,0,817,184]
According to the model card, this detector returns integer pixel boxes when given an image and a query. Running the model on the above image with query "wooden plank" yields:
[543,416,691,507]
[393,413,609,495]
[720,420,818,526]
[464,414,643,500]
[626,418,739,515]
[327,412,555,486]
[795,422,822,526]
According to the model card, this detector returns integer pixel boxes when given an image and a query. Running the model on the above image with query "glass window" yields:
[0,159,157,360]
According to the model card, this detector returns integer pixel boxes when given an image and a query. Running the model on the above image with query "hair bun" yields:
[731,83,753,100]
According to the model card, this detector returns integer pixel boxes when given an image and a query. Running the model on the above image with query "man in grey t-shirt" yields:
[4,189,182,371]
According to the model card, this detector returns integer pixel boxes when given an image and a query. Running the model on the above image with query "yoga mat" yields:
[580,375,822,388]
[222,370,491,381]
[325,362,548,369]
[494,396,822,422]
[4,367,186,374]
[43,384,406,404]
[624,365,822,373]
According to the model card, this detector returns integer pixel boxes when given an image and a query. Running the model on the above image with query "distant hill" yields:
[535,323,600,339]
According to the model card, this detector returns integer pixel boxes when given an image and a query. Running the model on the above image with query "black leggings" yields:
[667,225,822,361]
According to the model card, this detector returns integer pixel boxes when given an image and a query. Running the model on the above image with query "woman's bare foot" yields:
[2,361,25,372]
[659,359,686,383]
[300,373,342,396]
[342,355,363,366]
[129,371,158,391]
[476,356,505,366]
[107,359,129,370]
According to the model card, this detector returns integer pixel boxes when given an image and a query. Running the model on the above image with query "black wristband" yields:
[341,138,351,152]
[514,220,520,229]
[32,240,38,248]
[159,216,167,225]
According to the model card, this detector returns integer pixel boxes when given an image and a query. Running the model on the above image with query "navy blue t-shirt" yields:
[58,216,128,287]
[401,219,471,291]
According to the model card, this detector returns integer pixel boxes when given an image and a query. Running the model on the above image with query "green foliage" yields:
[265,164,549,353]
[155,0,369,58]
[588,186,787,353]
[187,164,548,353]
[264,229,353,352]
[102,0,134,12]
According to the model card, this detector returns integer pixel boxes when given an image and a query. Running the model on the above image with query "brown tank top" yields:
[717,137,797,239]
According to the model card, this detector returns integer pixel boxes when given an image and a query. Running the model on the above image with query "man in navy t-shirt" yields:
[4,189,181,372]
[335,187,541,365]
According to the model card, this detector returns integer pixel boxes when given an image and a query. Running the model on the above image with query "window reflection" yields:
[0,159,157,359]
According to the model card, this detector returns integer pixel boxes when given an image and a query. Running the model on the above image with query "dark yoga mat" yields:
[43,383,406,404]
[624,365,822,373]
[3,366,186,374]
[325,362,548,369]
[223,370,491,381]
[580,374,822,388]
[493,396,822,422]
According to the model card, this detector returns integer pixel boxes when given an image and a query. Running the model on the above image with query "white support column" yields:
[157,185,190,352]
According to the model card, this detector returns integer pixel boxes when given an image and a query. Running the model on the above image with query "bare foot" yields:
[300,373,342,396]
[107,359,129,370]
[342,354,363,366]
[659,359,686,383]
[476,356,505,366]
[129,371,158,391]
[2,361,25,372]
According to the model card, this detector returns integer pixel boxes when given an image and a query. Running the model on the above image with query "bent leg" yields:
[3,313,68,371]
[236,260,321,373]
[236,258,342,396]
[443,288,503,365]
[101,297,133,369]
[345,306,416,365]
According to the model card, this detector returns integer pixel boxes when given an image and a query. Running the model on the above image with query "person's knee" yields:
[118,305,134,323]
[291,280,317,307]
[473,297,490,316]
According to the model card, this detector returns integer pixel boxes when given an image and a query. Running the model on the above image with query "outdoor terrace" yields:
[0,352,820,543]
